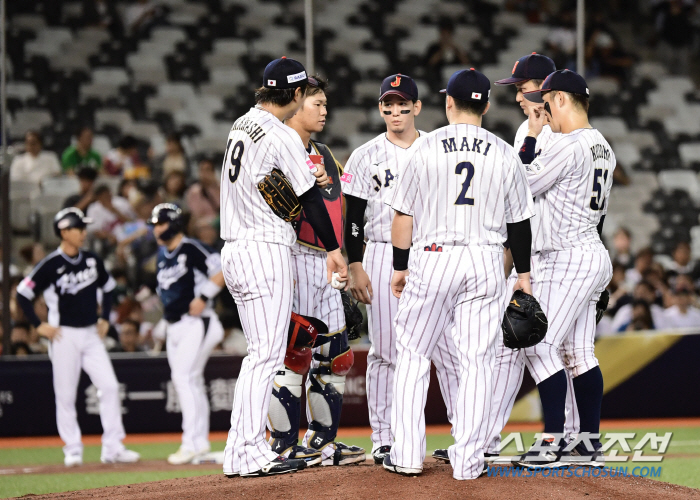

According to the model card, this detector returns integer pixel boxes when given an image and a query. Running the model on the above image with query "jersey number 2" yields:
[225,139,245,183]
[590,168,609,211]
[455,161,475,206]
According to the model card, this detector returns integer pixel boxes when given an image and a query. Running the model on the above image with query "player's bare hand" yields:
[189,297,207,317]
[513,273,533,296]
[97,318,110,338]
[349,262,373,304]
[326,249,348,285]
[313,163,329,187]
[527,105,546,138]
[37,322,61,341]
[391,270,409,298]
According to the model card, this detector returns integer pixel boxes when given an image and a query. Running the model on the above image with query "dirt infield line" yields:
[2,417,699,449]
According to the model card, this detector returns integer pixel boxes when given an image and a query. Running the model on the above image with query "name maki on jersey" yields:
[231,116,266,143]
[56,259,99,294]
[441,136,492,156]
[590,144,611,161]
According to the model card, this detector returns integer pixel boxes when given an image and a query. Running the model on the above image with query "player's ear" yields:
[483,101,491,116]
[412,99,422,116]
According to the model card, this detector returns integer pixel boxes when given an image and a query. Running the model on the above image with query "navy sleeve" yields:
[16,293,42,328]
[344,194,367,264]
[95,255,116,293]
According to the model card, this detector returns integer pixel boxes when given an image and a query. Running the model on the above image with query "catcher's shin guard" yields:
[306,330,354,449]
[268,370,303,452]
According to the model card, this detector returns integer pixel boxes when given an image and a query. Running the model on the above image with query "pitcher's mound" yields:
[32,461,700,499]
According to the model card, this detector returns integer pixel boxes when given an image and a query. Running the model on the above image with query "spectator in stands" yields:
[86,185,135,248]
[607,261,633,316]
[11,342,32,356]
[612,227,634,269]
[653,0,696,75]
[63,167,98,211]
[103,135,149,179]
[61,127,102,175]
[665,241,700,284]
[624,300,655,331]
[10,322,31,347]
[425,19,469,91]
[192,217,222,251]
[186,158,220,224]
[611,280,667,332]
[585,13,634,82]
[18,243,46,278]
[123,0,163,36]
[664,275,700,328]
[160,171,188,207]
[111,320,144,353]
[83,0,123,37]
[9,131,61,186]
[546,11,577,70]
[625,246,654,288]
[0,246,20,283]
[152,133,188,182]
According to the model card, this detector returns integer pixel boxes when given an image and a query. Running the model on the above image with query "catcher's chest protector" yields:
[294,141,343,250]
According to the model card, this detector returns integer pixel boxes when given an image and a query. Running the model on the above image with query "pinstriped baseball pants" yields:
[221,240,294,476]
[389,246,505,480]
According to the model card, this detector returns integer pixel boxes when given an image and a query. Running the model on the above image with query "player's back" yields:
[220,107,314,246]
[394,123,533,249]
[527,128,615,252]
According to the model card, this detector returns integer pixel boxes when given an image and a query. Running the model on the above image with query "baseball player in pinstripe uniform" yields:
[384,69,535,480]
[220,58,347,478]
[148,203,226,465]
[483,54,581,463]
[265,76,365,466]
[512,70,615,468]
[342,74,461,464]
[16,208,140,467]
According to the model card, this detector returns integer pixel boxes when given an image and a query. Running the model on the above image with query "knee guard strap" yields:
[286,313,328,375]
[268,369,303,452]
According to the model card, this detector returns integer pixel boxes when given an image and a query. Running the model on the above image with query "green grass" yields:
[1,428,698,498]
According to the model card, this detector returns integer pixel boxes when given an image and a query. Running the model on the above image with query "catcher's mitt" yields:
[502,290,548,350]
[596,289,610,324]
[258,169,302,222]
[341,290,364,340]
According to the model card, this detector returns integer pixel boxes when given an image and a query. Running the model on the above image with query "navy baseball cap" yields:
[440,68,490,103]
[379,74,419,102]
[495,52,556,86]
[263,57,307,89]
[523,69,589,103]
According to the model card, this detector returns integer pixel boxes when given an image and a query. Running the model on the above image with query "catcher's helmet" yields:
[53,208,92,238]
[148,203,183,242]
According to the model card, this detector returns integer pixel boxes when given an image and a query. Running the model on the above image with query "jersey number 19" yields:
[225,139,245,183]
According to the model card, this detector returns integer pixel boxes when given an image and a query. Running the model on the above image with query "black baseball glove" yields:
[596,290,610,324]
[502,290,548,350]
[258,169,302,222]
[341,290,364,340]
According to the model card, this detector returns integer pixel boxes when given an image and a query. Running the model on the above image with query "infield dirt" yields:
[27,460,700,500]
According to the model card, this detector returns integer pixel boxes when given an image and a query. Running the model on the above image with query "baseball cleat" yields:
[514,440,568,469]
[432,449,449,463]
[167,447,198,465]
[280,445,323,467]
[382,454,422,476]
[236,456,307,477]
[64,454,83,467]
[372,445,391,465]
[101,448,141,464]
[484,452,500,464]
[319,442,366,466]
[569,441,605,467]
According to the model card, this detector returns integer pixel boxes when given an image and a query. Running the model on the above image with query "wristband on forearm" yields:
[199,280,223,301]
[518,136,537,165]
[393,246,410,271]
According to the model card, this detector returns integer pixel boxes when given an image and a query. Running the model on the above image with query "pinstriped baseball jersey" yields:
[524,128,615,252]
[390,124,535,249]
[220,107,316,245]
[341,132,425,243]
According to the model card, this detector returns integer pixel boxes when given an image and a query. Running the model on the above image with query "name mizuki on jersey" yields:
[231,116,266,143]
[55,258,99,294]
[441,136,492,156]
[590,144,611,161]
[157,254,188,290]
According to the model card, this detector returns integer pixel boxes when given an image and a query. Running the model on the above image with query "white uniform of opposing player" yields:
[342,132,461,456]
[220,106,319,476]
[389,119,535,479]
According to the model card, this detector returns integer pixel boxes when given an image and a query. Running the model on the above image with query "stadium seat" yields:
[40,177,80,197]
[10,180,41,232]
[10,109,53,139]
[7,82,37,102]
[680,143,700,169]
[658,170,700,203]
[92,135,112,156]
[95,109,133,131]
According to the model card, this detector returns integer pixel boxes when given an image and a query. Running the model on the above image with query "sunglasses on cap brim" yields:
[307,77,319,87]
